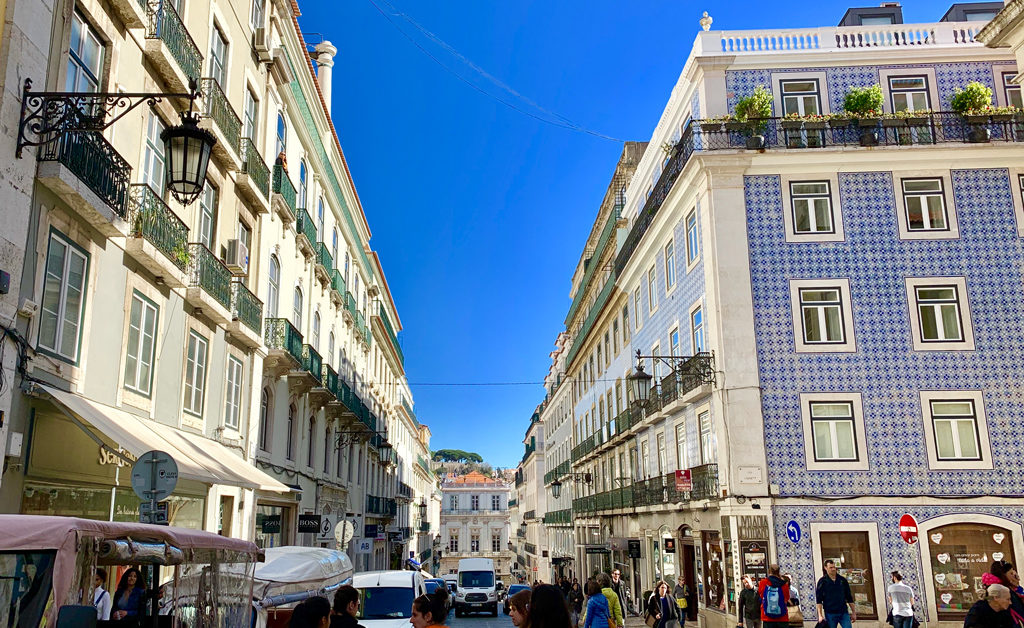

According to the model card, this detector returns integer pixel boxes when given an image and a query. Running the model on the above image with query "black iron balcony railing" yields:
[40,129,131,215]
[231,280,262,335]
[516,528,526,538]
[525,543,537,555]
[128,184,188,270]
[272,163,297,218]
[376,304,404,365]
[187,243,231,309]
[240,138,270,199]
[301,344,322,380]
[689,463,720,501]
[524,510,536,520]
[264,318,303,363]
[144,0,202,80]
[397,481,413,498]
[419,521,431,532]
[201,78,240,155]
[658,352,716,405]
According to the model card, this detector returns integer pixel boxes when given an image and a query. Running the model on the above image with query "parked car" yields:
[425,578,452,610]
[502,584,531,614]
[353,570,427,628]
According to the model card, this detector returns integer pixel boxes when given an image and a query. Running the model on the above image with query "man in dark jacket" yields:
[736,575,761,628]
[758,565,791,625]
[964,584,1014,628]
[815,560,856,628]
[332,585,365,628]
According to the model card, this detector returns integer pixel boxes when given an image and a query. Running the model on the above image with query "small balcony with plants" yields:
[124,183,189,288]
[264,317,303,374]
[200,78,241,169]
[295,207,318,259]
[271,163,298,223]
[314,242,333,286]
[143,0,202,93]
[227,280,263,348]
[185,242,232,325]
[236,138,270,212]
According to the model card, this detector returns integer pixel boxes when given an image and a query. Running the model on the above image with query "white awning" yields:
[37,384,290,493]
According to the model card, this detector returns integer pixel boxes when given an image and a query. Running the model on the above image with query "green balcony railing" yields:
[40,129,131,216]
[144,1,202,80]
[296,207,317,248]
[264,318,303,363]
[330,268,346,297]
[565,205,621,326]
[344,291,357,319]
[240,138,270,199]
[272,163,297,219]
[419,521,431,533]
[543,509,572,525]
[565,273,617,367]
[128,184,189,271]
[231,280,262,335]
[188,243,231,309]
[376,303,404,365]
[301,344,322,380]
[322,363,338,395]
[201,78,240,155]
[315,241,333,272]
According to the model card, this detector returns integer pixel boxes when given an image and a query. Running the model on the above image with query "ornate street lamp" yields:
[551,472,592,499]
[17,78,215,206]
[418,499,428,519]
[626,354,653,404]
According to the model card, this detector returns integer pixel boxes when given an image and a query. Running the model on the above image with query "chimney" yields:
[314,40,338,110]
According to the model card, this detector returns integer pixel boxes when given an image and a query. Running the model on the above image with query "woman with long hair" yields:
[110,568,146,622]
[528,584,573,628]
[987,561,1024,625]
[411,587,451,628]
[509,589,532,628]
[568,581,585,627]
[645,581,681,628]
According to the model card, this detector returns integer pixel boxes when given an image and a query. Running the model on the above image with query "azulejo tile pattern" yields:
[744,169,1024,496]
[773,504,1024,622]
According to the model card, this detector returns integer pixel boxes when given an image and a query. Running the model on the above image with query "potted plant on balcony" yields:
[172,242,191,267]
[802,113,829,131]
[952,82,994,142]
[780,112,804,131]
[842,85,884,146]
[700,115,731,134]
[734,86,773,150]
[988,105,1020,123]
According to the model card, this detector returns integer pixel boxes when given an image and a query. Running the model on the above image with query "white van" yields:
[455,557,497,617]
[353,570,427,628]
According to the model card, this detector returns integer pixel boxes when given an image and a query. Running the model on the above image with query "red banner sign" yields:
[899,514,919,544]
[675,469,692,492]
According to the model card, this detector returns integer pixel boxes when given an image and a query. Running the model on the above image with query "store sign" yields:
[675,469,692,492]
[98,446,137,468]
[628,539,642,558]
[355,538,373,554]
[664,538,676,553]
[298,514,321,534]
[740,541,768,582]
[585,544,611,554]
[261,515,282,534]
[899,514,919,544]
[365,524,378,538]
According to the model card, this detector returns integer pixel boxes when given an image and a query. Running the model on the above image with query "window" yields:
[142,112,166,195]
[123,292,158,395]
[267,255,280,316]
[965,9,997,21]
[259,389,271,451]
[312,312,321,351]
[790,279,856,353]
[613,319,620,354]
[66,11,102,92]
[930,400,980,461]
[647,265,658,313]
[471,534,480,552]
[633,287,642,329]
[817,531,879,620]
[622,305,630,341]
[889,76,930,112]
[471,495,479,510]
[698,409,715,465]
[780,79,821,116]
[307,416,315,466]
[293,287,303,329]
[674,423,687,471]
[449,533,459,553]
[685,210,699,266]
[276,113,287,157]
[640,440,650,478]
[208,26,228,87]
[1004,72,1022,109]
[224,356,243,430]
[328,332,335,365]
[317,198,325,240]
[250,0,265,30]
[860,15,894,24]
[198,184,217,249]
[491,495,501,510]
[286,404,296,460]
[669,327,680,357]
[39,232,88,362]
[656,433,666,475]
[183,330,209,416]
[790,182,833,233]
[323,426,331,474]
[906,277,974,351]
[664,241,676,290]
[901,179,948,231]
[298,161,308,208]
[691,305,705,353]
[332,228,339,263]
[809,401,857,461]
[243,89,257,140]
[492,534,501,552]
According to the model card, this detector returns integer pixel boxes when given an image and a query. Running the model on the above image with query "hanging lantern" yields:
[161,110,216,205]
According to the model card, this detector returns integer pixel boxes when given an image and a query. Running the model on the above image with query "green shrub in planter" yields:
[734,86,773,132]
[951,82,993,114]
[842,85,883,117]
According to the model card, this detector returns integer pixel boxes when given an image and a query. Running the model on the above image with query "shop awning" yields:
[36,384,290,493]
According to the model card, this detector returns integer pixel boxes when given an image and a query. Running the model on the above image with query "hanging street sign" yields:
[899,514,919,544]
[131,450,178,502]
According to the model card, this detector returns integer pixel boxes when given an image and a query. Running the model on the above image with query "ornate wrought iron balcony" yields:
[200,78,241,158]
[315,241,333,275]
[129,184,189,271]
[39,129,131,216]
[301,344,322,380]
[231,280,263,335]
[264,318,303,363]
[272,163,297,219]
[296,207,318,252]
[322,363,338,396]
[188,242,232,310]
[144,1,202,81]
[239,138,270,199]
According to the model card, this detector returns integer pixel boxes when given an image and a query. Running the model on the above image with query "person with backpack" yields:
[757,565,791,625]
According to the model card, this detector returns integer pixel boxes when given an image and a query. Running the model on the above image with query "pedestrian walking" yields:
[886,572,914,628]
[964,584,1015,628]
[783,575,800,607]
[611,569,628,621]
[110,567,146,622]
[988,560,1024,625]
[509,589,532,628]
[332,585,365,628]
[645,581,681,628]
[410,587,451,628]
[758,565,791,625]
[291,596,331,628]
[735,575,761,628]
[815,560,856,628]
[597,573,624,628]
[569,582,585,627]
[672,576,689,624]
[527,584,574,628]
[92,568,111,621]
[584,580,613,628]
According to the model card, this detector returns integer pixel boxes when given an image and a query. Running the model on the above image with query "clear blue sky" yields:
[296,0,951,468]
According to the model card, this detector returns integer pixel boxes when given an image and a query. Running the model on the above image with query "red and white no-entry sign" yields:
[899,514,919,544]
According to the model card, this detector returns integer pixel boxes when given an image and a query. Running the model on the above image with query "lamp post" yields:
[418,499,428,519]
[550,472,592,499]
[16,78,216,206]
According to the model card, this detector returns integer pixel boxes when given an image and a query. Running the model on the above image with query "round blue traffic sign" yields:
[786,520,801,543]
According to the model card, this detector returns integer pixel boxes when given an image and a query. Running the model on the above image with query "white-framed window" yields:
[471,495,480,510]
[889,76,930,112]
[183,329,209,417]
[669,327,680,357]
[656,432,666,475]
[39,231,89,363]
[250,0,264,30]
[317,198,325,240]
[293,286,303,329]
[640,440,650,478]
[243,89,257,140]
[492,534,501,552]
[789,279,857,353]
[905,277,975,351]
[781,174,845,242]
[919,390,992,469]
[66,11,103,92]
[491,495,501,510]
[332,228,339,263]
[306,416,315,467]
[123,292,158,396]
[633,287,642,330]
[1004,72,1023,109]
[799,392,869,470]
[298,161,308,209]
[142,112,166,195]
[448,495,457,511]
[664,240,676,291]
[258,388,271,452]
[902,178,949,231]
[690,303,705,354]
[449,533,459,553]
[224,355,243,430]
[276,113,286,157]
[685,209,700,268]
[286,404,296,460]
[674,422,687,471]
[312,311,321,351]
[198,183,217,249]
[208,25,228,87]
[781,79,821,116]
[267,255,280,317]
[698,407,715,465]
[647,265,658,313]
[470,534,480,552]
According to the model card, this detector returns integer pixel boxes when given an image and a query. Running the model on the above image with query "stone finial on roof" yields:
[700,11,713,31]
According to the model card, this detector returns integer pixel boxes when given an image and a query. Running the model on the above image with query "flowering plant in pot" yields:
[700,114,732,134]
[842,85,884,145]
[734,86,773,149]
[952,82,994,142]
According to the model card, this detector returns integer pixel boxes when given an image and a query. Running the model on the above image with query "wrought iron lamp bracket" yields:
[16,77,196,158]
[632,349,717,387]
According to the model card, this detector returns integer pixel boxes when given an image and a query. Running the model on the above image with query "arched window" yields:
[344,252,350,284]
[267,255,280,317]
[276,113,287,158]
[331,228,339,264]
[328,332,335,363]
[258,388,271,451]
[286,404,296,460]
[298,160,307,209]
[340,348,347,382]
[307,416,316,467]
[317,198,325,240]
[323,425,331,474]
[293,287,303,329]
[312,312,321,350]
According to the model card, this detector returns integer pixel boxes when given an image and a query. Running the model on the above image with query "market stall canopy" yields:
[252,546,354,609]
[35,384,289,493]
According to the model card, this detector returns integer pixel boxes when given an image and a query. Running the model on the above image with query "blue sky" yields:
[296,0,954,468]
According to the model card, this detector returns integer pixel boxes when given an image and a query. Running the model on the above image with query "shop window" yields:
[702,530,725,610]
[819,531,878,620]
[929,522,1015,620]
[255,504,290,548]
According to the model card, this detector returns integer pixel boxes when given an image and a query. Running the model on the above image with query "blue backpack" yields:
[761,582,787,619]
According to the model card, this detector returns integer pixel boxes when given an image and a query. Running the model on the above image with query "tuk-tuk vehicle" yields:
[251,546,354,628]
[0,515,261,628]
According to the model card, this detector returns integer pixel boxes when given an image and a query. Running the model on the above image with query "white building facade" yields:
[439,471,512,583]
